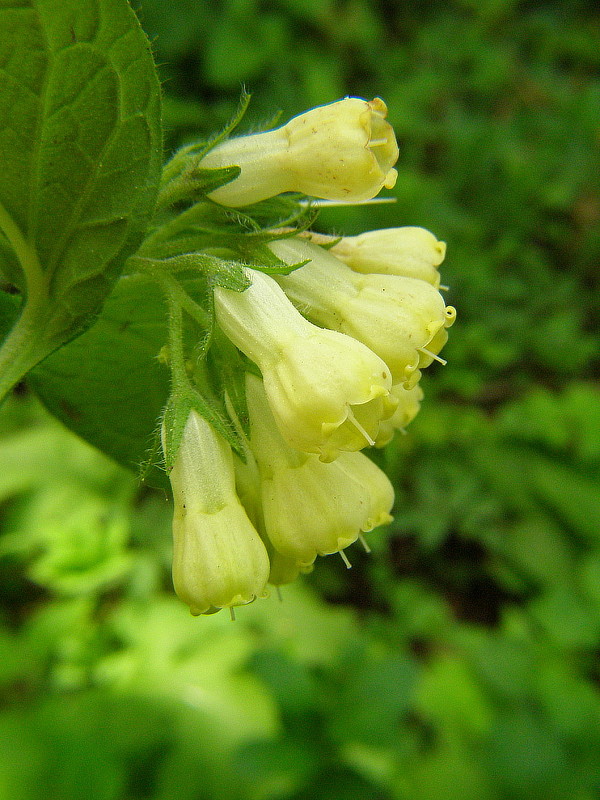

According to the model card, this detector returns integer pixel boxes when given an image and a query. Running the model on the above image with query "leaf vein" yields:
[0,66,43,100]
[44,108,147,279]
[44,57,109,121]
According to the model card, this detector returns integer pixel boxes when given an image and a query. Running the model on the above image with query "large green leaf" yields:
[0,0,162,398]
[29,273,170,484]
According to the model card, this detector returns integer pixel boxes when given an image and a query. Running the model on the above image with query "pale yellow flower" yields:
[374,383,425,447]
[232,446,313,587]
[329,226,446,287]
[214,269,394,461]
[270,238,456,387]
[200,97,398,206]
[246,374,394,566]
[164,411,269,615]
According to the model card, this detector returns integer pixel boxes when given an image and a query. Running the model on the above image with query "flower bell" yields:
[200,97,399,206]
[270,238,456,388]
[214,268,394,462]
[231,445,314,587]
[328,226,446,287]
[245,374,394,567]
[163,410,270,616]
[374,383,425,447]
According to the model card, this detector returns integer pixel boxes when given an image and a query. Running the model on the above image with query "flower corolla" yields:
[374,383,425,447]
[214,268,394,461]
[329,226,446,287]
[246,374,394,566]
[270,238,456,388]
[164,411,270,615]
[200,97,398,206]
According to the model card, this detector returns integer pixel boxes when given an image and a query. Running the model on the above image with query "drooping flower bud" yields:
[270,238,456,388]
[245,374,394,566]
[214,269,394,462]
[329,227,446,287]
[163,410,270,615]
[200,97,399,207]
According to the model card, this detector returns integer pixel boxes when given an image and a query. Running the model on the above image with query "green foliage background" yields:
[1,0,599,798]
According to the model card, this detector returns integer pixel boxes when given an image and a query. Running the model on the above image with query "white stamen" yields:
[340,550,352,569]
[369,137,389,147]
[419,347,447,366]
[346,407,376,447]
[439,284,450,291]
[358,534,371,554]
[299,197,396,208]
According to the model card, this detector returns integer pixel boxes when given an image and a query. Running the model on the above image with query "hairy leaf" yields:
[0,0,162,396]
[29,274,170,485]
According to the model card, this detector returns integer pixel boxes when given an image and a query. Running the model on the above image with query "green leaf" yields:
[329,649,419,748]
[209,260,252,292]
[156,165,241,210]
[0,0,162,399]
[209,331,251,439]
[524,451,600,543]
[29,274,170,485]
[530,587,600,650]
[188,166,242,196]
[415,654,493,737]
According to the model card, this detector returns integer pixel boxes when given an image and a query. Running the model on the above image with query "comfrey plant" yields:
[0,0,454,618]
[156,99,455,616]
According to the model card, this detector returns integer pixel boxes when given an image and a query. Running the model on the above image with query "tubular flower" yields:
[232,447,314,587]
[214,268,394,462]
[200,97,399,207]
[163,410,270,616]
[246,374,394,567]
[328,226,446,287]
[267,550,314,587]
[375,383,425,447]
[270,238,456,388]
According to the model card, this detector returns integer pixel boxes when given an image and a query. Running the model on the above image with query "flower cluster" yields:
[161,98,455,616]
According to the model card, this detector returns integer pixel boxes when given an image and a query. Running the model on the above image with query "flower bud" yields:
[329,226,446,286]
[164,411,270,615]
[270,238,456,388]
[200,97,398,206]
[246,374,394,566]
[214,269,394,461]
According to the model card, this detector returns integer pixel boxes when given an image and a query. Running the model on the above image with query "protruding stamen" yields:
[276,586,283,603]
[230,607,236,622]
[358,534,371,554]
[369,137,389,147]
[346,407,376,447]
[298,197,396,208]
[419,347,447,366]
[340,550,352,569]
[439,284,450,291]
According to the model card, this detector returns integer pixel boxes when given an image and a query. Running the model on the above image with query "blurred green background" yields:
[1,0,599,798]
